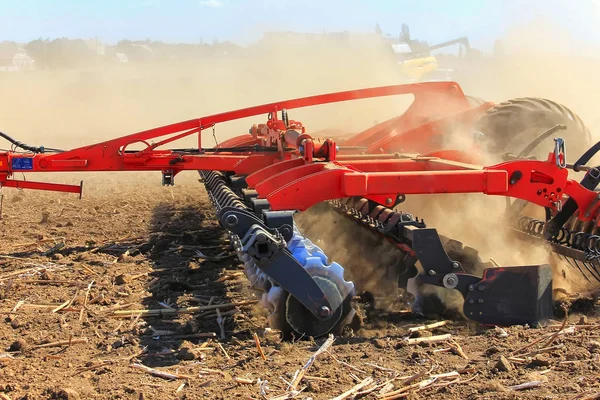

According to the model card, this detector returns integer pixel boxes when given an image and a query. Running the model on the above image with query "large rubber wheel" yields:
[474,97,592,162]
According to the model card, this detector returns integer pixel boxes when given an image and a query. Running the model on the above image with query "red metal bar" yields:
[264,168,350,211]
[150,127,200,149]
[2,179,82,195]
[1,82,467,177]
[232,154,288,176]
[7,153,279,174]
[121,82,468,153]
[341,83,480,149]
[255,158,598,214]
[421,149,482,165]
[336,153,414,161]
[338,157,479,172]
[342,170,508,196]
[260,167,507,211]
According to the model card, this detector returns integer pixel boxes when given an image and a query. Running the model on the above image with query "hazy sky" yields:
[1,0,600,51]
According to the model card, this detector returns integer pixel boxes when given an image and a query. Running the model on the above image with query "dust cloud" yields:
[1,14,599,314]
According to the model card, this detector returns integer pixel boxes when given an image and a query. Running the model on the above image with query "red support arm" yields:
[342,170,509,197]
[2,179,83,196]
[0,81,466,178]
[2,152,277,174]
[1,80,595,227]
[255,157,598,216]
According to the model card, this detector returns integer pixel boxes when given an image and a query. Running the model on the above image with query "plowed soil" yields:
[1,172,600,400]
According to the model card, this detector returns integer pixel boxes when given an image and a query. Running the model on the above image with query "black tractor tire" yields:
[474,97,592,161]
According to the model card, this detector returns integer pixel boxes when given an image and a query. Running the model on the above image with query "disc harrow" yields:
[2,81,600,338]
[200,169,357,338]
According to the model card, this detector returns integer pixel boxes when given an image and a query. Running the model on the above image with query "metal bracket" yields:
[262,210,295,242]
[220,207,336,320]
[218,206,294,243]
[407,227,466,275]
[219,207,280,238]
[238,224,284,265]
[162,170,175,186]
[228,175,248,189]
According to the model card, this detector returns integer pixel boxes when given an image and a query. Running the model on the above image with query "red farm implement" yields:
[1,81,598,338]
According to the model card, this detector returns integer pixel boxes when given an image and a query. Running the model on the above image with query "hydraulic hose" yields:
[0,131,64,153]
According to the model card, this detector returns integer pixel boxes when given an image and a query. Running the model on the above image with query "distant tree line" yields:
[4,38,243,70]
[3,28,494,71]
[25,39,92,69]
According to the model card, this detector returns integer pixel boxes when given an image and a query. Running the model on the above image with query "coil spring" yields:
[328,198,421,242]
[515,216,600,261]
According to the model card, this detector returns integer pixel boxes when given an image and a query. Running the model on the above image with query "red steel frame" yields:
[0,81,597,223]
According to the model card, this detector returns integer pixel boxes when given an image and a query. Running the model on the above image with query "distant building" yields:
[115,52,128,64]
[261,30,352,43]
[0,42,35,72]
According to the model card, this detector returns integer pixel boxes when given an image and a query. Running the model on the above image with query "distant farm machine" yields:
[1,81,599,338]
[386,34,473,82]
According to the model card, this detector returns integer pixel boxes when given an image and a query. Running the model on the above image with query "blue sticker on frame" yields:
[12,157,34,170]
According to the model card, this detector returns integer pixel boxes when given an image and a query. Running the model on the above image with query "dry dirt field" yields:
[1,173,600,400]
[3,28,600,400]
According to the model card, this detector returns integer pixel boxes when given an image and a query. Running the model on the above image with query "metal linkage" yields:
[200,171,356,338]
